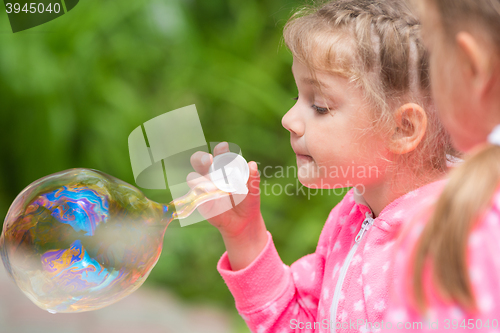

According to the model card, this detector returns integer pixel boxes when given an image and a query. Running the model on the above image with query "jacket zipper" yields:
[330,212,375,333]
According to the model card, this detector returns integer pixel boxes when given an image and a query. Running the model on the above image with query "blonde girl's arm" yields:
[217,206,346,332]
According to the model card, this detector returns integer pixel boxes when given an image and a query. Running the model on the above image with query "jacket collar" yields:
[353,187,374,218]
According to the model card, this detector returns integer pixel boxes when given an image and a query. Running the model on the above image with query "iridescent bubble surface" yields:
[0,168,228,313]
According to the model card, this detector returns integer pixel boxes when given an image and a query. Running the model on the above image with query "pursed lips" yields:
[291,143,312,159]
[296,154,313,161]
[292,149,313,161]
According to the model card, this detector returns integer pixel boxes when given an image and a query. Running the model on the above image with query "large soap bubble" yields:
[0,154,248,313]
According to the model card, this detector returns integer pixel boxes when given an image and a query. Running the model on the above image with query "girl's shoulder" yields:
[389,182,500,324]
[323,180,447,233]
[374,179,447,231]
[417,188,500,322]
[397,179,447,209]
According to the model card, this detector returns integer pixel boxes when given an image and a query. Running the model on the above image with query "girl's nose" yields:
[282,105,305,137]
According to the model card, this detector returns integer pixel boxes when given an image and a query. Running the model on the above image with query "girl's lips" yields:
[296,154,313,161]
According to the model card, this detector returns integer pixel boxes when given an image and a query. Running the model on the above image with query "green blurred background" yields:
[0,0,345,331]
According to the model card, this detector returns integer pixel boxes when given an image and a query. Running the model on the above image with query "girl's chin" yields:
[297,176,325,188]
[297,177,314,188]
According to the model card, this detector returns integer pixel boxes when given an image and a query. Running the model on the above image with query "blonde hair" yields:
[411,0,500,313]
[283,0,459,191]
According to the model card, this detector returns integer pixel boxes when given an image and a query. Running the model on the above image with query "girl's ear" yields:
[455,31,493,97]
[389,103,427,155]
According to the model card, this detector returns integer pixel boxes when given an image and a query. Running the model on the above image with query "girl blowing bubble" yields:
[188,0,458,332]
[385,0,500,330]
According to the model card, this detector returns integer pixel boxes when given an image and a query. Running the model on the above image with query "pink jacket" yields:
[385,185,500,332]
[217,180,446,333]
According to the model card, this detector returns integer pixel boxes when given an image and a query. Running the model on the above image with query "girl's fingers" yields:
[213,142,230,156]
[190,151,212,175]
[247,161,261,196]
[186,172,210,188]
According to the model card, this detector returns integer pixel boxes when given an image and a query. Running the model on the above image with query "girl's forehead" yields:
[292,59,355,95]
[287,26,358,77]
[290,59,379,107]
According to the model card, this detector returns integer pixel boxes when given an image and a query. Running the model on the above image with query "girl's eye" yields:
[312,105,329,114]
[292,96,330,114]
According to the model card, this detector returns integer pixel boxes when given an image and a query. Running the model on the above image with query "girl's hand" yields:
[187,142,268,270]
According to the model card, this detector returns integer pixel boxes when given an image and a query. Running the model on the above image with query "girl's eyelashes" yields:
[292,96,330,114]
[312,104,330,114]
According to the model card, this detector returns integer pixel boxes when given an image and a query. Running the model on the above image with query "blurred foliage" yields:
[0,0,345,331]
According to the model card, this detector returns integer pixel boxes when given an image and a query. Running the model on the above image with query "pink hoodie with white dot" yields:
[217,180,446,333]
[384,186,500,333]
